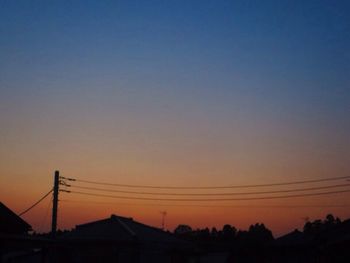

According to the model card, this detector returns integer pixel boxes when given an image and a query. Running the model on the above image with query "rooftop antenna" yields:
[160,211,167,230]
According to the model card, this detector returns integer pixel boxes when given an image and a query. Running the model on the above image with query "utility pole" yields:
[160,211,167,230]
[51,170,59,238]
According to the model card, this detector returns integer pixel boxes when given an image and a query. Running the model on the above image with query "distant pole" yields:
[161,211,167,230]
[51,170,59,238]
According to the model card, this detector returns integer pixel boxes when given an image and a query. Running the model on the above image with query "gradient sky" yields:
[1,0,350,236]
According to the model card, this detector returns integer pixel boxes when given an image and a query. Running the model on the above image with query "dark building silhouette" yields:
[0,202,32,235]
[0,202,39,262]
[55,214,195,263]
[1,209,349,263]
[275,229,312,247]
[269,219,350,263]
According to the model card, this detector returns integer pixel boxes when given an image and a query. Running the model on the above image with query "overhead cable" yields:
[67,183,350,196]
[69,175,350,189]
[18,189,53,216]
[60,199,350,208]
[67,189,350,202]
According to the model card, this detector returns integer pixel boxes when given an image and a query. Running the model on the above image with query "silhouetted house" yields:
[55,214,195,263]
[271,229,314,263]
[0,202,32,235]
[272,223,350,263]
[0,202,38,262]
[275,229,311,247]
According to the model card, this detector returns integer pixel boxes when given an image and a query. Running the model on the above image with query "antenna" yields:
[160,211,167,230]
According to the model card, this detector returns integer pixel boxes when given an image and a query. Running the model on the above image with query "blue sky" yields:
[1,0,349,117]
[1,0,349,165]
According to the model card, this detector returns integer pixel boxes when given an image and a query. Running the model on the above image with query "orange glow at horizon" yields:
[2,170,350,237]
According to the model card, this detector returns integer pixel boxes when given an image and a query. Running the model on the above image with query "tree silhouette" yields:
[222,224,236,241]
[174,224,192,235]
[303,214,342,236]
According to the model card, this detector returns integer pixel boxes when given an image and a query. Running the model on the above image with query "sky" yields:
[0,0,350,236]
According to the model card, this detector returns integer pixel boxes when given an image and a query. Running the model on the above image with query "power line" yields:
[19,189,53,216]
[67,189,350,202]
[68,175,350,189]
[60,199,350,208]
[67,183,350,196]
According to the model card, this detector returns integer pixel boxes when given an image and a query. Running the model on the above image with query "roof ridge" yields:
[0,202,32,230]
[110,214,174,237]
[76,217,111,228]
[114,216,137,238]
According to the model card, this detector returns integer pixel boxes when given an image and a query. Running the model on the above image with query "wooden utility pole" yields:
[51,170,59,238]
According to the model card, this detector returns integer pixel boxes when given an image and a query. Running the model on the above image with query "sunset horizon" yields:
[3,170,350,237]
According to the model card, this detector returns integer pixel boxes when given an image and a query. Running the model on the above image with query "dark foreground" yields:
[1,213,350,263]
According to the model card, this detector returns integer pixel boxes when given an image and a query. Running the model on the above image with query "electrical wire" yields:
[60,199,350,208]
[67,188,350,202]
[68,183,350,196]
[19,189,53,216]
[69,175,350,189]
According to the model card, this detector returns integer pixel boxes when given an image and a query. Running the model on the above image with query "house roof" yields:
[0,202,32,234]
[275,229,312,247]
[275,220,350,247]
[64,214,191,249]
